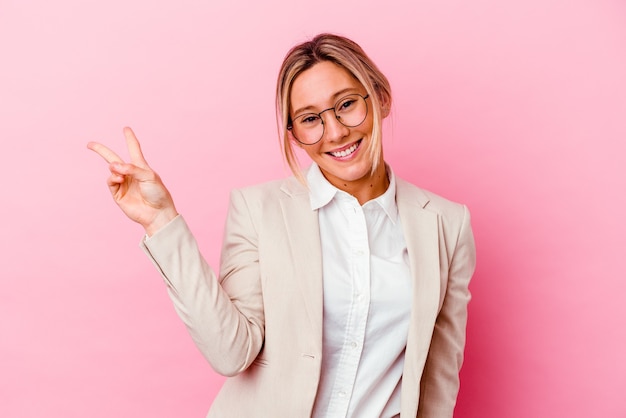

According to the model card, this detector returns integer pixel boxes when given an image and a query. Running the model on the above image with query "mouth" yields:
[326,139,362,159]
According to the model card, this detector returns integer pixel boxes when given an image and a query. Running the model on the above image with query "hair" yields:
[276,33,392,182]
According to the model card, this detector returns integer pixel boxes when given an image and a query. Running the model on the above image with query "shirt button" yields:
[355,249,365,256]
[338,390,347,398]
[351,341,358,349]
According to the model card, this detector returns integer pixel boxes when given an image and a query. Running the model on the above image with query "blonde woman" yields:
[89,33,476,418]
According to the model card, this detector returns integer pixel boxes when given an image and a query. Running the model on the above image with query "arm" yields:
[141,190,264,376]
[417,205,476,417]
[88,128,264,376]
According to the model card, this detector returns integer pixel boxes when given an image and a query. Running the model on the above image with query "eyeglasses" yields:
[288,94,370,145]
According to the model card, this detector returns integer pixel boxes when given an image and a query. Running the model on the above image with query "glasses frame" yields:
[288,93,370,145]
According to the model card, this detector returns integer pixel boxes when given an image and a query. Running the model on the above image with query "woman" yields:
[88,33,476,418]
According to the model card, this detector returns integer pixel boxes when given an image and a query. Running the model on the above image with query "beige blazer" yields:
[142,173,476,418]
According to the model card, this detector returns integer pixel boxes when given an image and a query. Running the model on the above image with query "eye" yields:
[298,114,321,126]
[337,97,357,112]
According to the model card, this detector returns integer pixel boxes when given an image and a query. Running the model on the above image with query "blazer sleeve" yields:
[140,188,265,377]
[417,204,476,417]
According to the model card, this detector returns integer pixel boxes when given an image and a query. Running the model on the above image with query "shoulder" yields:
[396,177,474,262]
[229,174,307,209]
[224,175,312,237]
[396,177,470,224]
[236,175,305,197]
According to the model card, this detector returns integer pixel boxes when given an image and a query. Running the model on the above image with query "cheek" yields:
[357,108,375,136]
[287,130,307,151]
[303,143,322,159]
[360,119,375,144]
[365,111,376,131]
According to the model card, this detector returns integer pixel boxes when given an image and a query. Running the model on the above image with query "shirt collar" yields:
[306,163,399,224]
[307,163,338,210]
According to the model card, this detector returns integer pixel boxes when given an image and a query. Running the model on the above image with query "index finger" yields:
[123,127,150,169]
[87,141,124,164]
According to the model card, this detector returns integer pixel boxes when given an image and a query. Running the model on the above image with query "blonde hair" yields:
[276,33,392,182]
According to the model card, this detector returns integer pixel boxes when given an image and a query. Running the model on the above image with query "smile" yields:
[328,140,362,158]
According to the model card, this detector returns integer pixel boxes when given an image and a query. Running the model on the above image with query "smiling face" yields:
[289,60,388,201]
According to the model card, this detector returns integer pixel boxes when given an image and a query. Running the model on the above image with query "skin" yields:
[289,60,389,205]
[87,127,178,236]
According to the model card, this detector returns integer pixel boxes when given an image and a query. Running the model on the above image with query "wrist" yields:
[144,207,179,237]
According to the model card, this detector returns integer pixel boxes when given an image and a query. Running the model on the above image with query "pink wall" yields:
[1,0,625,416]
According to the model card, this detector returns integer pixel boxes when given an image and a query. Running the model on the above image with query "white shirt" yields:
[308,163,412,418]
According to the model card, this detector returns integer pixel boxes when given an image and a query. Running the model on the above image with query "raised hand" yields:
[88,127,178,236]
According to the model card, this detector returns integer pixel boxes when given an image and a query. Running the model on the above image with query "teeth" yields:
[331,142,359,158]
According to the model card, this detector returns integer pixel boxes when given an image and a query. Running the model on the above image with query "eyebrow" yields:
[292,87,359,117]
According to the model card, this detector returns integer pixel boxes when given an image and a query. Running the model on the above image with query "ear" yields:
[379,93,392,118]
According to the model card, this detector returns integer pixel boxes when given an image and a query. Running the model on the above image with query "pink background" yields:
[1,0,625,416]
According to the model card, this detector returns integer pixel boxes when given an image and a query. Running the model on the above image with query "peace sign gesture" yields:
[88,127,178,236]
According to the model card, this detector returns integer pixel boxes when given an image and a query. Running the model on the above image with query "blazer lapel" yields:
[279,178,324,353]
[274,175,441,409]
[396,179,441,416]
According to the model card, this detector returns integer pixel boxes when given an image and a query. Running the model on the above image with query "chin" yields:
[324,163,374,183]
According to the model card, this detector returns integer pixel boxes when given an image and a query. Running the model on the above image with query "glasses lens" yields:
[292,113,324,145]
[335,94,367,127]
[290,94,368,145]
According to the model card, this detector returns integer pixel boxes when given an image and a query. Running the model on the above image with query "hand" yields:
[88,127,178,236]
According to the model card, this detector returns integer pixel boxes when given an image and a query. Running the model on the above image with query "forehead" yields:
[290,61,363,112]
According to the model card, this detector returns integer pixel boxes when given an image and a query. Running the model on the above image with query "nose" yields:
[321,110,350,142]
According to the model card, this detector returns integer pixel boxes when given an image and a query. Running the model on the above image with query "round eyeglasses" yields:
[288,93,370,145]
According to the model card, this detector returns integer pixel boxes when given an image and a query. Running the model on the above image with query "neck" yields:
[337,161,389,206]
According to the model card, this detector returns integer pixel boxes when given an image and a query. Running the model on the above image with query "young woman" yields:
[88,33,476,418]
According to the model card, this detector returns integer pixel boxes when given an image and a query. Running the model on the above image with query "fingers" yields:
[123,127,150,169]
[87,141,124,164]
[109,161,147,178]
[109,161,158,187]
[87,127,150,169]
[105,161,154,198]
[107,172,125,188]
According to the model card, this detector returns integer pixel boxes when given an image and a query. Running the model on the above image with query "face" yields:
[289,61,384,192]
